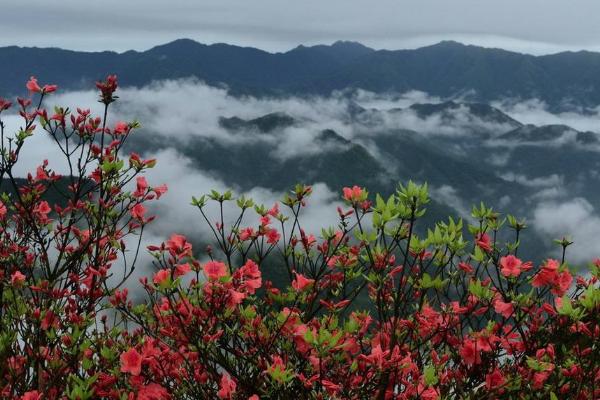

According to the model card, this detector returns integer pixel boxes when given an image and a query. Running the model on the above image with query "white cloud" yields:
[493,98,600,133]
[350,90,441,110]
[429,185,472,220]
[0,113,82,178]
[485,127,594,150]
[533,198,600,264]
[375,104,517,138]
[500,173,563,188]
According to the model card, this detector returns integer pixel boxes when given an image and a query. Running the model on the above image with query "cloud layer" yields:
[3,79,600,270]
[533,198,600,263]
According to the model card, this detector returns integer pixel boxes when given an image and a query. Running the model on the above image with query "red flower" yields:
[532,259,559,288]
[217,374,236,399]
[500,255,522,277]
[41,310,58,330]
[532,371,551,389]
[21,391,41,400]
[113,121,129,135]
[120,347,142,376]
[494,298,514,319]
[485,368,505,390]
[26,76,57,94]
[153,269,170,285]
[238,259,262,294]
[239,227,255,241]
[131,203,147,221]
[227,289,246,308]
[260,215,271,226]
[553,270,572,296]
[292,273,314,292]
[10,271,26,287]
[35,166,49,181]
[360,344,389,368]
[174,263,191,278]
[420,387,439,400]
[342,185,365,203]
[0,98,11,112]
[266,228,281,244]
[321,380,341,395]
[475,232,492,253]
[96,74,118,104]
[460,339,481,365]
[26,76,41,93]
[268,203,279,217]
[0,201,7,220]
[33,201,51,221]
[166,234,192,259]
[137,383,169,400]
[154,184,168,199]
[134,176,148,198]
[42,84,58,93]
[458,262,474,274]
[204,261,228,280]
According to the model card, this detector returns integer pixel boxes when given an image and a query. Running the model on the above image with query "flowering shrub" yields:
[1,78,599,399]
[0,76,166,398]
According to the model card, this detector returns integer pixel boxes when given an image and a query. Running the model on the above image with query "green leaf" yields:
[557,296,574,317]
[424,364,438,386]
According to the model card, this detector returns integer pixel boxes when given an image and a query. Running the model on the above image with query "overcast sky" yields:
[2,0,600,54]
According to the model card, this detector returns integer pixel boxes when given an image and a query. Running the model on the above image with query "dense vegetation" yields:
[0,77,598,399]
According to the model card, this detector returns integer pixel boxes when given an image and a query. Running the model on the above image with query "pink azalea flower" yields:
[10,271,26,287]
[134,176,148,197]
[120,347,142,376]
[203,261,228,280]
[292,272,314,292]
[460,339,481,365]
[166,234,192,259]
[500,255,522,277]
[113,121,129,135]
[485,368,505,390]
[494,298,514,319]
[174,263,191,278]
[130,203,146,221]
[26,76,41,93]
[217,374,236,399]
[475,232,492,253]
[342,185,364,202]
[22,391,41,400]
[153,269,170,285]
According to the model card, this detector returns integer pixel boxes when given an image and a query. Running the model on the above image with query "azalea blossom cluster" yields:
[0,76,166,398]
[0,78,599,399]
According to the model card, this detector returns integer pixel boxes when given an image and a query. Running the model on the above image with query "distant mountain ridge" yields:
[138,99,597,195]
[3,39,600,110]
[144,99,599,262]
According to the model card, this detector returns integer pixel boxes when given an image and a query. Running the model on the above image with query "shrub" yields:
[0,76,166,398]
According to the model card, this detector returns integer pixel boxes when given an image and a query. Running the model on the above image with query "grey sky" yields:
[2,0,600,54]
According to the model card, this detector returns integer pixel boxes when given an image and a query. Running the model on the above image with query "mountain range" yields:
[3,39,600,110]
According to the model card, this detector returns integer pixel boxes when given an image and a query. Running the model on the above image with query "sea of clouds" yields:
[3,79,600,270]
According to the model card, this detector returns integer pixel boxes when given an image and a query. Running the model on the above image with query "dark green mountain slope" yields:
[3,40,600,110]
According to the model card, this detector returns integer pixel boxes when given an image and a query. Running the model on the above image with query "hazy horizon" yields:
[4,37,600,57]
[4,0,600,55]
